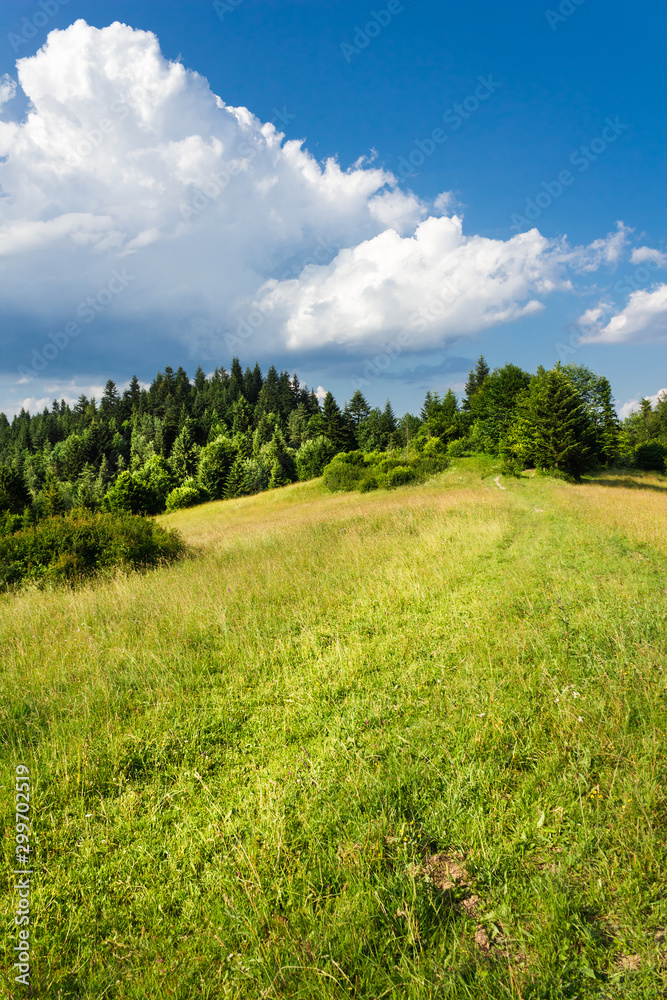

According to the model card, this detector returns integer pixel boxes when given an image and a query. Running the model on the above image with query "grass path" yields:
[1,459,666,998]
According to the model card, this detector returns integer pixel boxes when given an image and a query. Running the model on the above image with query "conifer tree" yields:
[345,390,371,429]
[223,455,247,498]
[462,356,490,411]
[169,421,200,482]
[508,367,593,477]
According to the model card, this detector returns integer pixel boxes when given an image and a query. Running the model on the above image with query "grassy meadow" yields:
[1,457,666,998]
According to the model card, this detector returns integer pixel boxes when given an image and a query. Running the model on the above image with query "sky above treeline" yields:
[0,0,665,420]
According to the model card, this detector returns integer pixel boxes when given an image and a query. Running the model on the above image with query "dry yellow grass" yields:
[158,471,502,551]
[548,470,667,555]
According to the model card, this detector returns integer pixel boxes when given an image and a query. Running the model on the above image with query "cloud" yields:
[578,284,667,345]
[562,221,632,273]
[0,74,17,108]
[257,217,562,351]
[0,18,654,395]
[631,246,667,268]
[618,387,667,421]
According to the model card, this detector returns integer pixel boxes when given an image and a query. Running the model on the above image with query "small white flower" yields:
[577,716,583,722]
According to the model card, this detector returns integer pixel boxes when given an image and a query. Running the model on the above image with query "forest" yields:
[0,355,666,533]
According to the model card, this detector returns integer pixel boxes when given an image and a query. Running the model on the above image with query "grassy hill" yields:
[1,458,666,999]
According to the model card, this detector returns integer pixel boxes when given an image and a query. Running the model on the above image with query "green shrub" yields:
[634,440,666,472]
[357,471,387,493]
[447,438,469,458]
[411,454,449,479]
[103,470,153,514]
[322,451,368,491]
[240,457,270,495]
[385,465,416,488]
[296,436,337,481]
[165,479,210,512]
[0,511,185,591]
[324,450,449,493]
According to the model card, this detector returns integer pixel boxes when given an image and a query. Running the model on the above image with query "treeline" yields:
[0,356,665,533]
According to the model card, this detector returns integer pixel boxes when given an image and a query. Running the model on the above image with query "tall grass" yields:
[1,458,665,998]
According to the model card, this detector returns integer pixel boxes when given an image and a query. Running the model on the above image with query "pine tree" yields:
[345,390,371,428]
[100,379,120,416]
[229,357,245,401]
[0,467,30,513]
[223,455,247,498]
[322,392,352,451]
[420,390,438,424]
[462,356,490,411]
[169,421,200,482]
[254,366,281,421]
[41,478,65,517]
[509,367,593,477]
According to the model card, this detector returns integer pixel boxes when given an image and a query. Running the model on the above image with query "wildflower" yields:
[577,716,583,722]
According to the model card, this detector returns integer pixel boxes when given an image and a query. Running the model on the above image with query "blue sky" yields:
[0,0,665,418]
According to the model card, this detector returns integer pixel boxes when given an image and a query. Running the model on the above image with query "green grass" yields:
[1,457,666,998]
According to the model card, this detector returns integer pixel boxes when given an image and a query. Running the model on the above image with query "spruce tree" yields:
[223,455,247,498]
[346,390,371,428]
[229,357,245,401]
[169,421,200,482]
[510,367,593,477]
[462,355,490,411]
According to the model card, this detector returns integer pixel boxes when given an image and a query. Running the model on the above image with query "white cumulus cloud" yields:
[257,217,560,351]
[0,18,653,386]
[578,284,667,345]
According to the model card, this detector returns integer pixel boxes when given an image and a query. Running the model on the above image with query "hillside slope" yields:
[1,460,666,999]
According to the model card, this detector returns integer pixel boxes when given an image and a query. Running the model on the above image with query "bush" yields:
[411,454,449,479]
[241,457,270,495]
[357,471,387,493]
[165,479,210,512]
[634,440,666,472]
[447,438,469,458]
[0,511,185,591]
[323,450,449,493]
[322,451,369,491]
[296,436,337,481]
[103,471,153,515]
[385,465,416,488]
